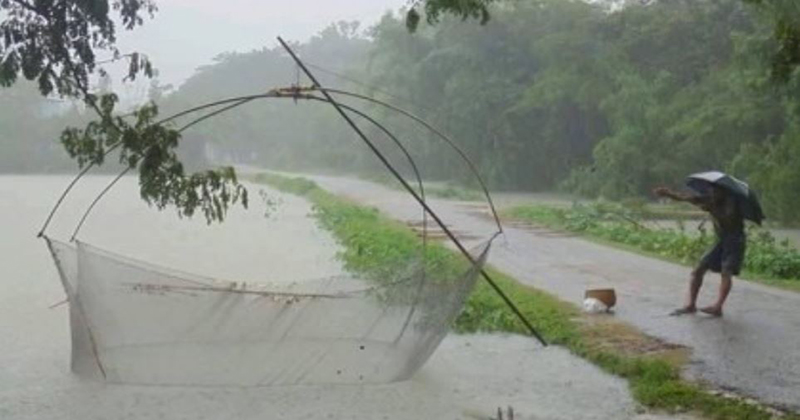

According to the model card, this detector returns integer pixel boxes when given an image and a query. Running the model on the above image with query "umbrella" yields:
[686,171,765,225]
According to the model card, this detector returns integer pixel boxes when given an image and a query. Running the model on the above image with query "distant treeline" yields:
[0,83,80,173]
[159,0,799,224]
[3,0,798,224]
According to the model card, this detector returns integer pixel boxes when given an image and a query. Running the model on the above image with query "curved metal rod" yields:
[37,163,102,238]
[69,167,131,241]
[68,98,262,241]
[172,97,256,134]
[155,93,276,127]
[319,87,503,233]
[37,93,282,237]
[70,94,430,256]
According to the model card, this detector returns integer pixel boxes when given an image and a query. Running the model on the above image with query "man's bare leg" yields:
[671,268,705,316]
[700,272,732,317]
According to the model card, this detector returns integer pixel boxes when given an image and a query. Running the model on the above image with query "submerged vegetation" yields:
[505,203,800,287]
[256,173,796,420]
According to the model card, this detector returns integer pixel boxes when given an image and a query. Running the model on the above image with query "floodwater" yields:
[0,175,681,419]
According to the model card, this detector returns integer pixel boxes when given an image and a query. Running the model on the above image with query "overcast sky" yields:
[114,0,407,87]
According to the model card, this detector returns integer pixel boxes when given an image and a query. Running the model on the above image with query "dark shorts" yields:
[697,233,746,275]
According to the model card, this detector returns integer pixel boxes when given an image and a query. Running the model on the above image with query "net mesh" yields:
[45,237,489,386]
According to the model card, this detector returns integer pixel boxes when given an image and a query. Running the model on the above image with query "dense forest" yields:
[1,0,798,223]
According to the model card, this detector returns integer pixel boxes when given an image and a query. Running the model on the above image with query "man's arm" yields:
[653,187,710,210]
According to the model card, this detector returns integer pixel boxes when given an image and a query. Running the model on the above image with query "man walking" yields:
[653,184,746,317]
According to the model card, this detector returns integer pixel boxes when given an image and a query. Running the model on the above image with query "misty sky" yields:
[114,0,407,87]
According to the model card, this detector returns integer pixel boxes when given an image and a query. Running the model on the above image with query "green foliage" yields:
[744,0,800,82]
[406,0,495,32]
[506,203,800,282]
[411,0,799,86]
[62,93,248,223]
[746,228,800,279]
[375,1,798,223]
[730,127,800,225]
[455,268,580,342]
[0,0,156,97]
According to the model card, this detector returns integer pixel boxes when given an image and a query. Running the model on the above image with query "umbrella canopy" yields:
[686,171,765,225]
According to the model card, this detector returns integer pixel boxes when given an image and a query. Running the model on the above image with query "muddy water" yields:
[0,175,674,420]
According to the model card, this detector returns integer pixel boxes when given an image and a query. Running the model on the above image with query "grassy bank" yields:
[505,203,800,291]
[252,173,795,419]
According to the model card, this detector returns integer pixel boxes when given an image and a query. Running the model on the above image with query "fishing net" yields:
[45,237,489,386]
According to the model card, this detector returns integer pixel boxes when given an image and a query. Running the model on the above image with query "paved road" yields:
[310,175,800,411]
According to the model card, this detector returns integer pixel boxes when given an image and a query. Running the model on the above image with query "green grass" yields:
[504,203,800,291]
[253,172,797,420]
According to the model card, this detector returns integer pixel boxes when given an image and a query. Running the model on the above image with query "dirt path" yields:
[309,174,800,412]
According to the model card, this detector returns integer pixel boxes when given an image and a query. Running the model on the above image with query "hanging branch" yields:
[37,94,279,237]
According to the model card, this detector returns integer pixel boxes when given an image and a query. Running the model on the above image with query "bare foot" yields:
[700,306,723,317]
[670,306,696,316]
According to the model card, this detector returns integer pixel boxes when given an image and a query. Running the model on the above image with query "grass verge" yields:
[252,172,796,420]
[503,203,800,292]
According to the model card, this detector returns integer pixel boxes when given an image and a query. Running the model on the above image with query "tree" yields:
[405,0,497,31]
[0,0,156,96]
[413,0,799,83]
[744,0,800,82]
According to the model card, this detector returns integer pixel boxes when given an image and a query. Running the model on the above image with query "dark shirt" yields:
[697,192,744,237]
